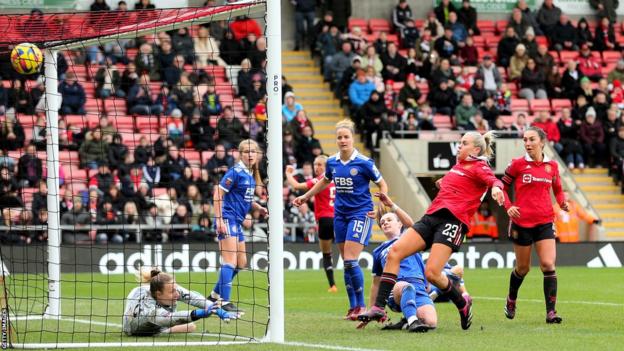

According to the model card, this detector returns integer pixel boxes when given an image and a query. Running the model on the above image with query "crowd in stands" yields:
[314,0,624,176]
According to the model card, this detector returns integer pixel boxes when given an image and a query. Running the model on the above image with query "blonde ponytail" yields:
[482,131,496,159]
[137,266,162,284]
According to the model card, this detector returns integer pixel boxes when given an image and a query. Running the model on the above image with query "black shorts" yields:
[508,222,556,246]
[412,209,468,252]
[318,217,334,241]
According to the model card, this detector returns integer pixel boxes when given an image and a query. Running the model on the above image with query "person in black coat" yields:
[469,78,488,106]
[107,134,129,171]
[576,18,595,48]
[551,15,579,51]
[593,16,619,52]
[429,79,456,116]
[433,27,459,60]
[323,0,351,32]
[561,61,585,100]
[358,90,388,129]
[170,27,195,64]
[17,144,42,188]
[381,42,407,82]
[188,110,215,151]
[458,0,479,35]
[497,27,521,68]
[219,30,242,65]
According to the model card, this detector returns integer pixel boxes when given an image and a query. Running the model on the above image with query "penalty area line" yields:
[283,341,384,351]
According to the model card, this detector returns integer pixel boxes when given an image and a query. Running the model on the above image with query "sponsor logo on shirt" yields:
[521,174,552,184]
[449,169,466,176]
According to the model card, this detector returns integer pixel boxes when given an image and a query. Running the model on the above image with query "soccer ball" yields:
[11,43,43,75]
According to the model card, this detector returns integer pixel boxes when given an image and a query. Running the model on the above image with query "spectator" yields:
[458,0,479,36]
[593,16,618,52]
[469,77,488,105]
[519,58,547,100]
[562,60,585,100]
[135,0,155,10]
[590,0,619,25]
[433,26,459,61]
[200,83,222,117]
[156,39,176,77]
[533,44,555,75]
[281,76,294,103]
[423,11,445,40]
[385,111,403,136]
[551,14,579,51]
[580,107,607,167]
[162,54,186,87]
[604,106,620,144]
[283,130,298,167]
[96,198,123,243]
[89,160,121,194]
[188,110,215,151]
[431,57,456,88]
[204,143,234,184]
[398,73,422,110]
[79,127,108,169]
[392,0,412,31]
[434,0,457,24]
[454,93,477,130]
[558,108,585,169]
[119,62,139,96]
[142,202,163,241]
[509,44,529,81]
[90,0,109,11]
[236,58,254,98]
[95,57,124,99]
[172,166,194,198]
[381,42,407,81]
[516,0,542,35]
[325,42,354,84]
[295,126,322,167]
[292,0,315,51]
[216,106,245,149]
[142,156,161,189]
[59,73,86,115]
[522,27,538,58]
[104,184,127,213]
[610,125,624,185]
[108,134,128,171]
[479,96,500,125]
[195,169,213,200]
[322,0,351,32]
[593,91,610,121]
[546,64,564,99]
[282,91,304,123]
[497,27,520,68]
[358,90,387,129]
[127,73,164,116]
[318,25,342,65]
[512,112,530,137]
[289,109,314,140]
[417,105,437,130]
[459,36,478,66]
[447,12,467,44]
[509,8,530,40]
[429,79,455,116]
[577,76,595,102]
[383,80,398,110]
[401,20,420,50]
[348,69,376,110]
[160,145,190,186]
[578,43,603,81]
[218,29,242,66]
[572,95,591,121]
[8,79,32,115]
[0,150,15,171]
[312,11,335,56]
[171,27,195,64]
[466,110,489,132]
[493,116,512,137]
[171,73,196,117]
[229,15,262,41]
[0,80,7,116]
[61,197,102,244]
[495,83,513,114]
[134,43,160,81]
[134,136,152,166]
[402,111,419,135]
[532,111,563,153]
[536,0,562,36]
[576,18,595,48]
[477,55,502,94]
[31,116,46,150]
[16,144,42,188]
[246,76,266,112]
[194,26,226,68]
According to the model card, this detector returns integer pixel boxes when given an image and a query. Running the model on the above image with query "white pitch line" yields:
[283,341,384,351]
[473,296,624,307]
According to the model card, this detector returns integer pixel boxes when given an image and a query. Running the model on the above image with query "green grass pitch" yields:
[6,267,624,350]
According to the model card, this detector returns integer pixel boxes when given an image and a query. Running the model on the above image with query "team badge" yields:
[545,164,552,173]
[225,178,233,187]
[350,168,358,176]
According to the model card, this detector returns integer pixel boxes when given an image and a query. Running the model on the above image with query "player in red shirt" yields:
[285,155,337,292]
[502,126,568,324]
[358,131,505,330]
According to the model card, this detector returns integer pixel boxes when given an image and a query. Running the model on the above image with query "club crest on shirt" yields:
[350,168,358,176]
[545,164,552,173]
[225,178,233,187]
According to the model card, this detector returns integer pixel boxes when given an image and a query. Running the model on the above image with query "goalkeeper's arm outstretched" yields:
[123,267,239,336]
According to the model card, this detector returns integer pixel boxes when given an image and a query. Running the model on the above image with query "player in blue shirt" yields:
[211,139,267,312]
[294,119,388,320]
[359,193,437,332]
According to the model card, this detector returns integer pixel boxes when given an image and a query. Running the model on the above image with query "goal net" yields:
[0,0,284,348]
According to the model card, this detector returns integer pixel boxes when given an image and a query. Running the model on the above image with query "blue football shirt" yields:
[324,150,382,216]
[219,161,256,222]
[372,237,426,282]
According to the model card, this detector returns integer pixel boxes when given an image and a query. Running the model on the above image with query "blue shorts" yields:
[430,268,463,302]
[218,217,245,242]
[387,279,433,313]
[334,214,373,246]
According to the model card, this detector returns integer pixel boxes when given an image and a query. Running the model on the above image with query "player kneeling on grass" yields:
[360,193,437,332]
[123,267,239,336]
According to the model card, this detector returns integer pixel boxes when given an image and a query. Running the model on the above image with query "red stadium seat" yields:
[369,18,390,34]
[62,166,88,182]
[180,149,201,166]
[135,116,160,132]
[152,187,168,197]
[472,36,486,48]
[482,34,499,51]
[494,20,508,35]
[433,114,452,129]
[478,20,496,34]
[549,51,561,65]
[111,115,134,130]
[510,99,529,112]
[529,99,551,113]
[348,18,368,32]
[201,151,215,164]
[551,99,572,111]
[602,51,620,65]
[559,51,578,65]
[65,115,89,128]
[17,115,38,128]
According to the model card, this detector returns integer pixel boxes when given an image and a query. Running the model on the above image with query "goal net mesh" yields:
[0,1,272,347]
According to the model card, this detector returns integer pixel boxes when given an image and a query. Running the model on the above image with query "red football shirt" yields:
[428,157,504,227]
[502,154,565,228]
[307,175,335,220]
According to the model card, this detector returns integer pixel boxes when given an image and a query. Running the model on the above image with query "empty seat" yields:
[369,18,390,33]
[510,99,529,111]
[348,18,368,32]
[529,99,551,113]
[551,99,572,111]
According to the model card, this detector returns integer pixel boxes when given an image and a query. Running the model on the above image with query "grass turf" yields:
[5,267,624,350]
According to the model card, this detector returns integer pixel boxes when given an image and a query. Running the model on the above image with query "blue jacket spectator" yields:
[127,74,164,116]
[348,70,376,108]
[201,85,222,116]
[59,72,86,115]
[282,92,304,122]
[449,12,468,43]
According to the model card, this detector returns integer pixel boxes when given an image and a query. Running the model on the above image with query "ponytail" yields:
[137,266,174,298]
[465,131,496,160]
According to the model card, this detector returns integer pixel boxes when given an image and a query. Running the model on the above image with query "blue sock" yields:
[215,263,235,301]
[343,262,357,309]
[345,260,365,308]
[401,284,418,322]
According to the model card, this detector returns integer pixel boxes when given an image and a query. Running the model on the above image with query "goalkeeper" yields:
[123,268,239,336]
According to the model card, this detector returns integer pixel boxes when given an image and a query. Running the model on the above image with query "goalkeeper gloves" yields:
[214,308,240,322]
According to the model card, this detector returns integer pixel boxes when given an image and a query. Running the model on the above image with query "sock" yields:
[441,279,466,309]
[400,284,418,324]
[345,260,365,307]
[543,270,557,313]
[374,272,397,309]
[508,269,525,300]
[215,263,235,301]
[343,265,357,309]
[323,253,336,287]
[232,267,240,281]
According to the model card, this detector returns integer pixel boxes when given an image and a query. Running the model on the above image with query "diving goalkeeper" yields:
[123,267,239,336]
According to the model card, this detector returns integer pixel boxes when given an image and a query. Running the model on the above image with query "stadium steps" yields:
[283,51,385,241]
[574,168,624,240]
